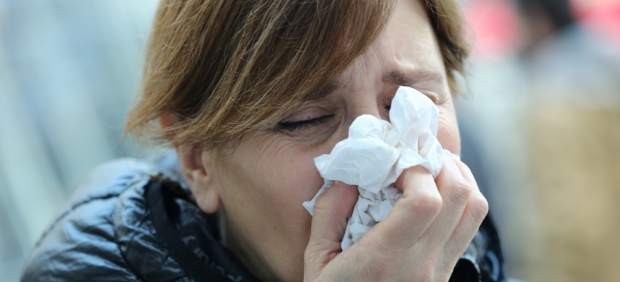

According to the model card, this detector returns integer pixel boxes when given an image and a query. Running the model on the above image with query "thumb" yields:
[304,181,358,280]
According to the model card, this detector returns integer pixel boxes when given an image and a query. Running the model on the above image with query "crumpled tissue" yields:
[302,86,453,250]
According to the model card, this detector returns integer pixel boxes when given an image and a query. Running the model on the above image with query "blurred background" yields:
[0,0,618,281]
[0,1,159,281]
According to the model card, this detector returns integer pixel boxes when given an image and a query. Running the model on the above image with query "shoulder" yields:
[21,154,189,282]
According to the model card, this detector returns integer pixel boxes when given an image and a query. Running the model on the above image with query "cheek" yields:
[436,101,461,155]
[228,139,326,215]
[242,142,326,237]
[264,146,326,206]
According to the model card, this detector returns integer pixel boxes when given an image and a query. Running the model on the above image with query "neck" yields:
[217,210,280,281]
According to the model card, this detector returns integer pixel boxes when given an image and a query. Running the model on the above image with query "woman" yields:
[22,0,506,281]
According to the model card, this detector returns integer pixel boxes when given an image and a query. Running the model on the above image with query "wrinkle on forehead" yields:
[301,0,448,105]
[332,0,445,91]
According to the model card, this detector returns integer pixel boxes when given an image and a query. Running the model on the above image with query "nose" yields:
[346,87,393,123]
[316,86,394,155]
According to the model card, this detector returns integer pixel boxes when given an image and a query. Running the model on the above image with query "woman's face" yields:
[187,0,461,280]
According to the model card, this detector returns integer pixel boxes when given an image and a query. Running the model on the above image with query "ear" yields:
[160,114,222,214]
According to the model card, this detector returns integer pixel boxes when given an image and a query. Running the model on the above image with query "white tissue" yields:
[302,86,452,250]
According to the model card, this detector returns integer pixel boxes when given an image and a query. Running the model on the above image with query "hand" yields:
[303,158,488,282]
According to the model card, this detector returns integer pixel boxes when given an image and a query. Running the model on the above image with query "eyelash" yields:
[275,90,435,133]
[277,114,335,132]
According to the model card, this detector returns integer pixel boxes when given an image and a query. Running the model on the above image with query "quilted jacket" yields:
[21,152,506,281]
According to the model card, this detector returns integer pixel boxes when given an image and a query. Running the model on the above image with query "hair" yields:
[126,0,469,150]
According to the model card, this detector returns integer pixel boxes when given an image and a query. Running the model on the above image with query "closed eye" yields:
[277,114,335,132]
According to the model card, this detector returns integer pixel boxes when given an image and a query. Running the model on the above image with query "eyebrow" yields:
[382,69,443,86]
[306,69,444,101]
[306,79,340,101]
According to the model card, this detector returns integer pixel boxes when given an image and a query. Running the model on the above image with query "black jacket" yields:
[21,153,506,281]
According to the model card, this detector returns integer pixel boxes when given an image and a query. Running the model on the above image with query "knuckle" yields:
[457,161,478,184]
[459,161,475,176]
[468,192,489,221]
[404,190,443,216]
[450,180,474,204]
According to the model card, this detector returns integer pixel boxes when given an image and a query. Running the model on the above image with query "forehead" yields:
[336,0,445,90]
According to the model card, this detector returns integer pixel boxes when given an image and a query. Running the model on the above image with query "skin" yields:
[175,0,488,281]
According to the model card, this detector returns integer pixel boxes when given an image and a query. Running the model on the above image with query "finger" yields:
[455,158,477,184]
[420,158,473,247]
[364,166,441,249]
[304,181,358,278]
[443,162,489,265]
[442,190,489,266]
